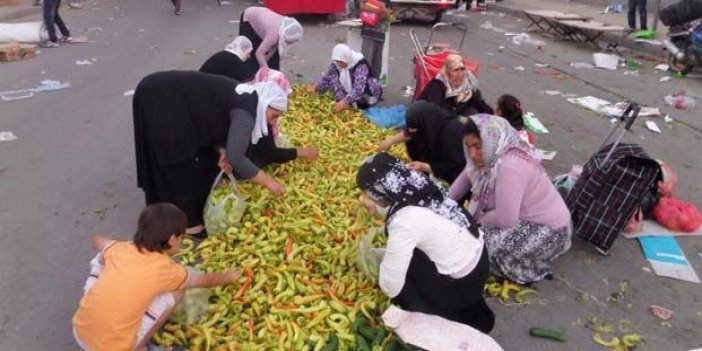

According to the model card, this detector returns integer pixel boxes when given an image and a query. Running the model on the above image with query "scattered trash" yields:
[655,64,670,71]
[510,33,544,47]
[665,92,696,110]
[634,38,664,45]
[480,21,495,30]
[0,131,18,142]
[227,20,240,24]
[184,50,197,55]
[107,17,114,21]
[137,29,145,33]
[36,79,70,92]
[0,43,37,62]
[534,63,549,68]
[664,115,674,123]
[660,76,672,82]
[635,29,657,39]
[0,89,35,101]
[569,97,661,117]
[639,236,700,283]
[402,85,414,97]
[643,266,652,272]
[524,112,549,133]
[623,70,640,76]
[513,66,526,71]
[75,59,93,65]
[570,62,595,69]
[625,60,643,71]
[562,93,578,98]
[646,121,662,133]
[603,4,624,13]
[650,305,674,320]
[593,53,619,70]
[123,89,135,97]
[536,149,557,160]
[498,46,505,52]
[540,90,562,96]
[487,52,495,56]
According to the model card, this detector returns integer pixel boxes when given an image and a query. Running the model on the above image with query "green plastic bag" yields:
[203,171,247,235]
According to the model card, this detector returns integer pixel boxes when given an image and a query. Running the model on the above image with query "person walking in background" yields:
[239,7,304,72]
[42,0,72,48]
[360,0,392,82]
[628,0,648,30]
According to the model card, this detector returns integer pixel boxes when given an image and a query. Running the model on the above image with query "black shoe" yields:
[187,229,207,241]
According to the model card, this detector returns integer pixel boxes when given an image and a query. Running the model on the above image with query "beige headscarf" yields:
[435,54,478,103]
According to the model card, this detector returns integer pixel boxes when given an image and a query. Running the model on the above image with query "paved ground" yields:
[1,0,701,350]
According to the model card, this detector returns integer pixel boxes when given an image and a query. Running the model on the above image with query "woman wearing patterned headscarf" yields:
[418,54,493,117]
[133,72,318,240]
[448,115,571,284]
[356,153,494,333]
[200,36,256,82]
[239,7,303,72]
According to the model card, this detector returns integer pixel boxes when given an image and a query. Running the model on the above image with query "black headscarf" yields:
[356,153,479,238]
[404,101,457,162]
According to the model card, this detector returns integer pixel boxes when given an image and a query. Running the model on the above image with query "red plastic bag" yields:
[656,160,678,198]
[360,0,384,27]
[653,197,702,233]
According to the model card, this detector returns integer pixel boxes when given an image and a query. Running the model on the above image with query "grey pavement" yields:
[1,0,702,350]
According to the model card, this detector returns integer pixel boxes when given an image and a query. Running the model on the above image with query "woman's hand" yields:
[407,161,432,174]
[266,179,286,197]
[224,269,242,283]
[218,149,233,174]
[377,137,394,152]
[297,146,320,161]
[334,99,349,113]
[358,196,378,215]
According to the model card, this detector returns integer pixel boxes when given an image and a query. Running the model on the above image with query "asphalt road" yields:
[1,0,701,350]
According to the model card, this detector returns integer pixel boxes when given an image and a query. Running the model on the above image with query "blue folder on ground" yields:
[363,105,407,129]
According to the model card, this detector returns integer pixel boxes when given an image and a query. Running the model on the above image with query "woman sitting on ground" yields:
[377,101,466,184]
[495,94,534,145]
[357,153,494,333]
[200,36,255,82]
[448,115,571,285]
[312,44,382,112]
[418,54,493,117]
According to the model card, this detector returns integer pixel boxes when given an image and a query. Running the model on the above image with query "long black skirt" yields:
[143,147,219,227]
[392,247,495,333]
[239,13,280,72]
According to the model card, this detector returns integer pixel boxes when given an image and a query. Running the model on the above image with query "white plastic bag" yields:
[382,305,504,351]
[203,171,247,235]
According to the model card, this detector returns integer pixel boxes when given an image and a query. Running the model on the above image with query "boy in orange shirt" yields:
[72,203,241,351]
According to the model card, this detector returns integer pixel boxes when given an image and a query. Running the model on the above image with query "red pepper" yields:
[235,268,253,300]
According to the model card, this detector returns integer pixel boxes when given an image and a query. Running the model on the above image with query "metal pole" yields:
[652,0,660,32]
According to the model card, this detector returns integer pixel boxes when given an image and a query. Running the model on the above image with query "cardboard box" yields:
[0,43,37,62]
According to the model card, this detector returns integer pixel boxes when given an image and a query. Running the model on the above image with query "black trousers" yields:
[43,0,70,42]
[628,0,648,30]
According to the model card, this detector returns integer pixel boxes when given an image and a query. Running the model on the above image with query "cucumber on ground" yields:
[359,326,377,340]
[529,327,567,342]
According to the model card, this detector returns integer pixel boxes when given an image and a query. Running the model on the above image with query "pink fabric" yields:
[243,7,284,68]
[449,155,570,229]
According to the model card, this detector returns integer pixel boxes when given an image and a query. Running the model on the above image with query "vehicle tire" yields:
[668,41,695,76]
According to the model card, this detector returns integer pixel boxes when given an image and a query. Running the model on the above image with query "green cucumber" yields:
[356,334,372,351]
[529,327,567,342]
[322,334,339,351]
[372,328,387,346]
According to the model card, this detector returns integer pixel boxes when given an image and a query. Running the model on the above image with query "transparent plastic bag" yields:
[203,171,247,235]
[275,132,294,148]
[356,228,382,284]
[170,267,211,324]
[552,165,582,200]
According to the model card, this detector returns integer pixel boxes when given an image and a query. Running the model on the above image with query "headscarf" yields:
[235,81,288,145]
[436,54,479,104]
[253,68,292,95]
[278,17,303,56]
[331,44,365,95]
[405,101,458,162]
[224,36,253,61]
[357,153,479,238]
[463,114,541,216]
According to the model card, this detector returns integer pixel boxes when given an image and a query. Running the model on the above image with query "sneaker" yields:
[59,36,74,43]
[43,41,60,48]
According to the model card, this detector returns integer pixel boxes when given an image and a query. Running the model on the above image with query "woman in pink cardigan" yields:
[448,114,572,284]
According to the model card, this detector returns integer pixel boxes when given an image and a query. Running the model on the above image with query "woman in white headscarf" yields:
[133,71,318,240]
[312,44,382,112]
[239,7,303,72]
[200,36,256,82]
